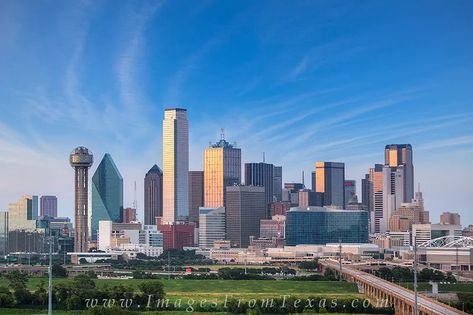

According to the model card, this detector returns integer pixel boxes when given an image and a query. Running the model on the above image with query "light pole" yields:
[48,225,53,315]
[413,235,418,315]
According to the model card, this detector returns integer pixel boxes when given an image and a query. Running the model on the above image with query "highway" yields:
[322,260,464,315]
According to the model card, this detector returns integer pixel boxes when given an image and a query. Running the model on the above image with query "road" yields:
[322,260,464,315]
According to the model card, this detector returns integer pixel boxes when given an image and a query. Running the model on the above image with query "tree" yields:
[52,264,68,277]
[298,259,319,270]
[0,286,14,307]
[323,268,337,280]
[135,280,165,306]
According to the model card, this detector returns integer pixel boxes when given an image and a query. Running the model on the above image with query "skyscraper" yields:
[361,174,370,212]
[204,135,241,208]
[273,166,283,201]
[122,207,137,223]
[144,165,163,225]
[40,195,57,217]
[7,195,38,231]
[384,144,414,202]
[244,162,274,214]
[91,153,123,240]
[344,180,357,204]
[368,164,385,233]
[70,146,93,252]
[226,186,266,248]
[315,162,345,208]
[163,108,189,223]
[199,207,226,248]
[188,171,204,226]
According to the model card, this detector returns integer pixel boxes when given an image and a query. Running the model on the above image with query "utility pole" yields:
[167,251,171,280]
[414,236,418,315]
[339,238,342,281]
[48,228,53,315]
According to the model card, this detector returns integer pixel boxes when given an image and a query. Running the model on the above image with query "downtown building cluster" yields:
[0,108,467,267]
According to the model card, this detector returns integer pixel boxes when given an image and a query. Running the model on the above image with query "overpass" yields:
[321,259,465,315]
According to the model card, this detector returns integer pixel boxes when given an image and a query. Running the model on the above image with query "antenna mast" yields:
[133,181,137,210]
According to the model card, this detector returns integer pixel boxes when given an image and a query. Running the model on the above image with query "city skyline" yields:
[0,1,472,224]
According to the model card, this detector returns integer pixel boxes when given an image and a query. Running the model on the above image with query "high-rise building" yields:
[311,171,316,192]
[0,211,7,255]
[158,223,195,249]
[384,144,414,202]
[188,171,204,226]
[199,207,226,248]
[315,162,345,208]
[204,135,241,208]
[368,164,385,233]
[260,215,286,239]
[285,207,369,245]
[70,146,93,252]
[361,174,370,212]
[273,166,282,201]
[344,180,357,204]
[282,183,304,206]
[91,153,123,240]
[388,188,429,232]
[40,195,57,217]
[270,201,292,216]
[298,189,323,207]
[226,186,266,248]
[163,108,189,223]
[244,162,274,215]
[440,212,461,225]
[144,164,163,225]
[122,207,137,223]
[7,195,38,232]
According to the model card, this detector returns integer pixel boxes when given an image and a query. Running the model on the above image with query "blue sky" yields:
[0,1,472,224]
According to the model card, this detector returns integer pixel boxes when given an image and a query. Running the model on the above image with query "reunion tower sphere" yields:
[70,146,93,168]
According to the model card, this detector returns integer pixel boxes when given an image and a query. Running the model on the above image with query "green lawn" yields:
[401,282,473,293]
[0,278,360,300]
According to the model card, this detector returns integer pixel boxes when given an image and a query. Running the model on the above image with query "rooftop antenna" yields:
[417,182,421,193]
[263,152,266,163]
[302,170,305,186]
[220,128,225,140]
[133,181,137,210]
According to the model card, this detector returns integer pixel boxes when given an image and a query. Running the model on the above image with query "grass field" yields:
[400,282,473,293]
[0,278,360,300]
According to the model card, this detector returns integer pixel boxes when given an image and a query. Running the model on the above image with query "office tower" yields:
[199,207,226,248]
[315,162,345,208]
[40,195,58,217]
[270,201,292,216]
[226,186,266,248]
[70,146,93,252]
[344,180,357,204]
[385,144,414,202]
[273,166,283,201]
[158,223,195,249]
[440,212,461,225]
[122,207,137,223]
[388,187,429,232]
[188,171,204,226]
[91,153,123,240]
[368,164,385,233]
[361,174,370,212]
[260,215,286,239]
[144,164,163,225]
[204,135,241,208]
[282,183,304,206]
[7,195,38,232]
[285,207,369,245]
[0,211,8,255]
[244,162,274,214]
[298,189,322,207]
[311,171,316,192]
[163,108,189,223]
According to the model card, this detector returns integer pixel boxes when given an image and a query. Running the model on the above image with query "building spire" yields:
[220,128,225,140]
[263,152,265,163]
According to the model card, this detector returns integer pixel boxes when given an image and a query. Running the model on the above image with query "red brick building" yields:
[158,223,195,249]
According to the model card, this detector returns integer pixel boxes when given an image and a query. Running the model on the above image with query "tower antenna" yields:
[302,170,305,186]
[133,181,137,210]
[263,152,265,163]
[220,128,225,140]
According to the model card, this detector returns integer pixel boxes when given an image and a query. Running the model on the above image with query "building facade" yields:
[273,166,283,201]
[384,144,414,203]
[440,212,461,225]
[188,171,204,226]
[144,164,163,225]
[158,223,195,249]
[163,108,189,223]
[226,186,266,248]
[260,215,286,239]
[368,164,385,233]
[40,195,57,217]
[122,207,137,223]
[315,162,345,208]
[7,195,38,232]
[244,162,274,214]
[199,207,226,248]
[286,207,369,245]
[91,153,123,240]
[344,180,357,204]
[204,137,241,208]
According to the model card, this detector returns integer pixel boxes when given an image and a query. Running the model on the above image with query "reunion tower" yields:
[70,146,93,252]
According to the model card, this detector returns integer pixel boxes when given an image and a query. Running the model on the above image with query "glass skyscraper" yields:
[91,153,123,240]
[285,207,368,245]
[163,108,189,223]
[144,164,163,225]
[315,162,345,208]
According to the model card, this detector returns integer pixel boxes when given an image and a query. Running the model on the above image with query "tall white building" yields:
[163,108,189,224]
[199,207,226,248]
[8,195,38,232]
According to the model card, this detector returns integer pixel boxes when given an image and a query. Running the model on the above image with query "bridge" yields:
[321,259,465,315]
